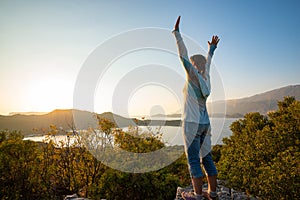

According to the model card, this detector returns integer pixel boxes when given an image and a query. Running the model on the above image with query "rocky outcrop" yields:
[175,180,260,200]
[64,194,90,200]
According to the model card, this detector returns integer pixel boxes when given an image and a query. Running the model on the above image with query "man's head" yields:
[190,54,206,75]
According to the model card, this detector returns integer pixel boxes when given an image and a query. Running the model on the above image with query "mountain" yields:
[0,109,180,136]
[8,111,48,116]
[0,109,137,136]
[208,85,300,117]
[0,109,84,135]
[150,85,300,118]
[145,85,300,118]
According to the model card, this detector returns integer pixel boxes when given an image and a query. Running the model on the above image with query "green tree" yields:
[212,144,222,163]
[0,117,190,199]
[0,130,43,199]
[114,125,164,153]
[40,125,108,199]
[217,97,300,199]
[90,120,188,200]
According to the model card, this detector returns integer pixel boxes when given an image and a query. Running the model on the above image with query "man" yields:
[172,16,220,200]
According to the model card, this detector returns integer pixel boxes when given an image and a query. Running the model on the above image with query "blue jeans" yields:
[183,122,218,178]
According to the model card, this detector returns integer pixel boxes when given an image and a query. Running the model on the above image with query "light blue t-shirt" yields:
[173,30,216,124]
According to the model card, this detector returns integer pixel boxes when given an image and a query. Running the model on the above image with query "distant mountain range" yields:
[209,84,300,117]
[154,85,300,118]
[0,85,299,135]
[0,109,181,136]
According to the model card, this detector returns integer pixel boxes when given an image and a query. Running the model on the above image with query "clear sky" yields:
[0,0,299,116]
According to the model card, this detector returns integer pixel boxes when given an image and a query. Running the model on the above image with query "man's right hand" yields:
[208,35,220,47]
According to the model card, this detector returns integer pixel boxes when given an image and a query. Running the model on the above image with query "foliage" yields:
[0,118,190,199]
[217,96,300,199]
[92,168,182,200]
[90,122,189,199]
[114,125,164,153]
[2,97,298,199]
[0,130,44,199]
[211,144,222,163]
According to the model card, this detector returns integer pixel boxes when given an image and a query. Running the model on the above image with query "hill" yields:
[0,109,83,135]
[0,109,138,135]
[152,85,300,118]
[209,85,300,116]
[0,109,180,136]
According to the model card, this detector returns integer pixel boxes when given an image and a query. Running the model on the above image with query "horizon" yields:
[1,1,300,116]
[3,83,299,116]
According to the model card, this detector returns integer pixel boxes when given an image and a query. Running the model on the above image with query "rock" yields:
[64,194,90,200]
[175,186,194,200]
[175,180,259,200]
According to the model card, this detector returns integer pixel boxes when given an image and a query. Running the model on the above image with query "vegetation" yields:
[0,96,299,199]
[0,118,190,200]
[216,96,300,199]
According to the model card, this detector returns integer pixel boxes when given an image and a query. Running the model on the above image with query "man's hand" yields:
[208,35,220,46]
[174,16,181,31]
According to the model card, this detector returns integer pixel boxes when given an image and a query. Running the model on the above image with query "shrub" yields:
[217,97,300,199]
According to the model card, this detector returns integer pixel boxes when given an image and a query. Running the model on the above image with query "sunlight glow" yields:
[27,79,72,112]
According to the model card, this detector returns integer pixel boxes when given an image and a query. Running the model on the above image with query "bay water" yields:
[24,118,238,146]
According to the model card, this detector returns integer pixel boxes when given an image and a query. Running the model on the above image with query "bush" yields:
[217,97,300,199]
[0,130,43,199]
[0,121,190,199]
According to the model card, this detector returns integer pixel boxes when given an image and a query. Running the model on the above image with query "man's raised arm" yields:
[205,35,220,78]
[172,16,193,72]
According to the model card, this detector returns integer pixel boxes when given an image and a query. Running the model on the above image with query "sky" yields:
[0,0,299,116]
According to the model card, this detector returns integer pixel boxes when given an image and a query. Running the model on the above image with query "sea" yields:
[24,118,238,146]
